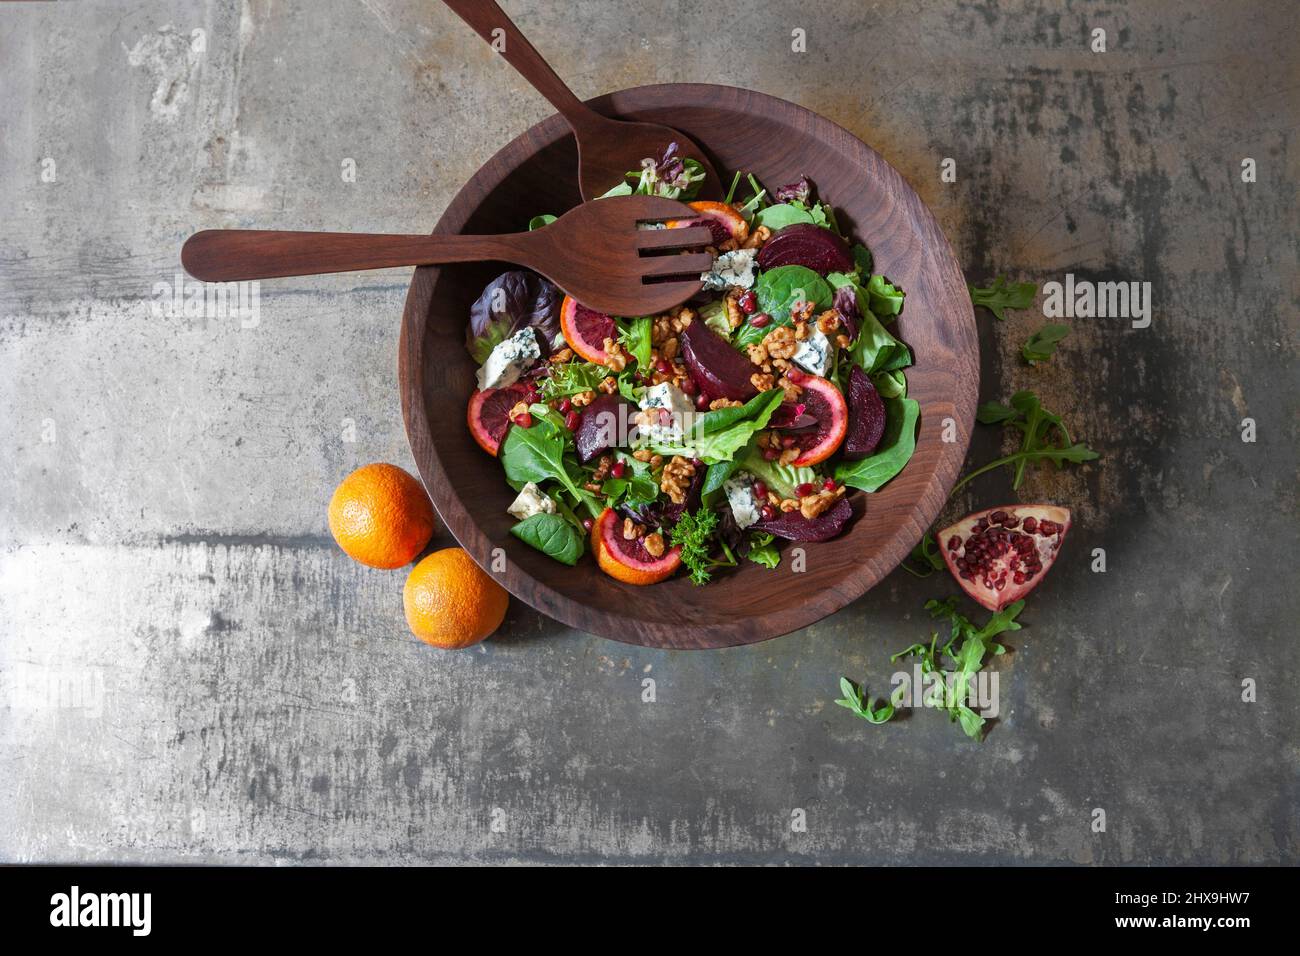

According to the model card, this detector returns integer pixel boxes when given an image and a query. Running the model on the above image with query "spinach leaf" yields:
[736,265,833,347]
[834,397,920,492]
[509,512,583,565]
[500,419,602,517]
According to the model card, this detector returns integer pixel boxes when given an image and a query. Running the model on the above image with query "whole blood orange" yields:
[403,548,509,648]
[328,463,436,569]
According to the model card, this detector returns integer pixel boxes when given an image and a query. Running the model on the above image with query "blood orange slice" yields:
[466,382,531,456]
[665,200,749,246]
[590,508,682,585]
[559,295,619,364]
[786,373,848,466]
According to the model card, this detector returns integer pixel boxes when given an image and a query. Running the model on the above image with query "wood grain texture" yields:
[180,198,711,316]
[399,84,978,649]
[440,0,721,202]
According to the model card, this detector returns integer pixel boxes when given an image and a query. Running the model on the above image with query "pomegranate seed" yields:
[781,435,796,448]
[994,579,1005,591]
[513,411,534,428]
[796,482,816,497]
[581,517,594,532]
[694,392,710,410]
[611,460,626,479]
[738,290,758,314]
[1013,572,1025,584]
[760,504,777,521]
[557,397,572,413]
[1022,516,1037,533]
[990,510,1007,524]
[753,480,769,501]
[1038,520,1056,535]
[786,367,807,384]
[1003,516,1020,528]
[823,478,837,490]
[948,536,961,551]
[748,312,771,328]
[655,358,672,374]
[564,410,580,430]
[762,445,779,461]
[679,377,697,395]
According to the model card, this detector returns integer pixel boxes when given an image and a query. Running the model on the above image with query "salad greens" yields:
[1021,323,1070,364]
[969,276,1038,321]
[469,158,922,580]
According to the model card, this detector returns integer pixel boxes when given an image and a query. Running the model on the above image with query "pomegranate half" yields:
[937,504,1071,611]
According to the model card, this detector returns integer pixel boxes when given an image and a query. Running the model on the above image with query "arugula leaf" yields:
[976,401,1018,425]
[617,316,652,371]
[723,170,743,205]
[960,389,1098,492]
[835,676,906,725]
[834,397,920,492]
[969,276,1038,321]
[902,531,945,577]
[746,531,780,569]
[509,512,583,565]
[753,202,815,231]
[1022,323,1070,364]
[669,509,720,586]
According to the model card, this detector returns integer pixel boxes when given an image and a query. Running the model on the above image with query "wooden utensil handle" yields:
[441,0,591,128]
[180,230,530,282]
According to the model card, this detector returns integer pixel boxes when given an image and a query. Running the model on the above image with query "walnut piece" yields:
[598,376,618,394]
[571,390,596,407]
[762,325,797,360]
[751,372,776,392]
[799,485,846,520]
[602,337,628,372]
[660,455,696,505]
[549,347,575,364]
[816,310,840,335]
[643,532,665,558]
[741,225,771,250]
[622,517,644,540]
[709,397,743,410]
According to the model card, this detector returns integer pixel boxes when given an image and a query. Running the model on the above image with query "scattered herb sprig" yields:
[1022,323,1070,365]
[957,390,1098,493]
[837,599,1024,741]
[969,276,1038,321]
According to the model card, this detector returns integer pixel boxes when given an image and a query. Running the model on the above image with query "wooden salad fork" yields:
[442,0,722,202]
[180,195,713,317]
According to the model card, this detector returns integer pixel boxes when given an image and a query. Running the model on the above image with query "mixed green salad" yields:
[464,145,920,585]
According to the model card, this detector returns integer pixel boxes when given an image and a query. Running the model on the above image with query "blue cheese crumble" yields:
[699,248,757,292]
[792,326,831,377]
[723,472,761,530]
[637,381,693,444]
[476,327,540,391]
[506,481,556,520]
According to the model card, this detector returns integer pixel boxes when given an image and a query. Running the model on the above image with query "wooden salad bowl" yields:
[399,84,977,649]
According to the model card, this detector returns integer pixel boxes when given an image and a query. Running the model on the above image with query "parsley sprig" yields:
[669,509,720,586]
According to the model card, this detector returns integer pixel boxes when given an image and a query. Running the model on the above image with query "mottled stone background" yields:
[1,1,1295,864]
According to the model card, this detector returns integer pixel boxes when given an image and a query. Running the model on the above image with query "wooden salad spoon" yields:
[181,195,713,317]
[442,0,722,202]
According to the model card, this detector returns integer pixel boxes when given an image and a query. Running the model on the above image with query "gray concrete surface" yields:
[1,0,1296,864]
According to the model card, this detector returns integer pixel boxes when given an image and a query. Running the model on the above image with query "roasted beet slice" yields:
[680,320,759,402]
[842,367,886,459]
[574,393,630,464]
[752,496,853,542]
[756,223,854,275]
